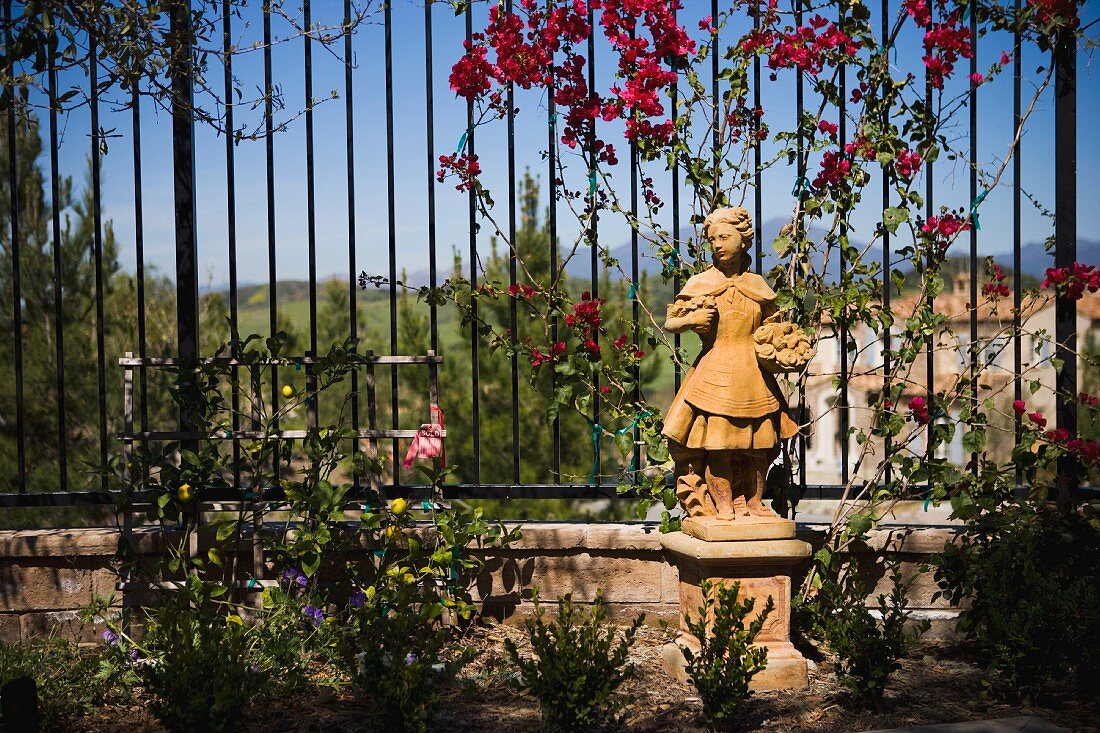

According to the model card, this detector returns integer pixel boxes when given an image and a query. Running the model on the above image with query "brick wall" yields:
[0,523,962,643]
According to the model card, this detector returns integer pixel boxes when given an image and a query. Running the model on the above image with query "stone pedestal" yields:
[660,530,811,691]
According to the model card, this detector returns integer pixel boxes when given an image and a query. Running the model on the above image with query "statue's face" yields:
[709,220,746,264]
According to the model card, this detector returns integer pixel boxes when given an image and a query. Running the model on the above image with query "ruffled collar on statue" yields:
[677,256,776,304]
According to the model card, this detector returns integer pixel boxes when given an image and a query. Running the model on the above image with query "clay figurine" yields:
[662,207,810,522]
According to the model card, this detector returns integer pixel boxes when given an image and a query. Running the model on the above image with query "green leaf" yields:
[216,520,237,543]
[846,512,873,537]
[962,428,986,454]
[927,274,945,298]
[301,552,321,577]
[614,432,633,459]
[882,207,909,234]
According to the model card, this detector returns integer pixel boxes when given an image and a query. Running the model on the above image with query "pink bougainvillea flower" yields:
[1041,262,1099,300]
[403,405,446,469]
[1044,427,1071,444]
[909,396,930,424]
[1012,400,1027,415]
[894,149,922,179]
[982,263,1010,298]
[1028,411,1047,428]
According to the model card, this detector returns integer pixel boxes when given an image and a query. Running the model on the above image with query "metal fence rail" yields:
[0,0,1086,509]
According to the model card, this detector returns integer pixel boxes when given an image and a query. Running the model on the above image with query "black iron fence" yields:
[0,0,1088,510]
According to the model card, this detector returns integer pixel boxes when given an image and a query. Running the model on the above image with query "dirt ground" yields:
[77,623,1099,732]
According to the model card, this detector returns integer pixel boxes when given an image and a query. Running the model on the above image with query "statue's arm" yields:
[665,302,714,334]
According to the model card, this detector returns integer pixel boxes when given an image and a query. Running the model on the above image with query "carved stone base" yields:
[661,636,809,691]
[681,515,796,542]
[660,531,811,691]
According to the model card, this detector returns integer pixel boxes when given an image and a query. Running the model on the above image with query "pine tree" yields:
[0,110,126,498]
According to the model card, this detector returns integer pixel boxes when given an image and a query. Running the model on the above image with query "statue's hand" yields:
[690,307,717,333]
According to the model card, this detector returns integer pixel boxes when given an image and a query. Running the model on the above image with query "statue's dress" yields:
[662,267,799,451]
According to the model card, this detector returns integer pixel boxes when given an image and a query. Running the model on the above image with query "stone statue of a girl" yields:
[662,207,806,525]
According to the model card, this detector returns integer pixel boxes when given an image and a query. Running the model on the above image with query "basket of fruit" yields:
[753,318,814,374]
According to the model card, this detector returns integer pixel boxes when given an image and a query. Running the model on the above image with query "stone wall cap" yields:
[0,527,120,558]
[659,531,813,562]
[0,521,958,559]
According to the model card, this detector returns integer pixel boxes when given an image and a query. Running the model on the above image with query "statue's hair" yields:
[702,206,754,245]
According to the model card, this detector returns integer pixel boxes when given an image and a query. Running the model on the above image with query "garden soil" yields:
[76,623,1098,732]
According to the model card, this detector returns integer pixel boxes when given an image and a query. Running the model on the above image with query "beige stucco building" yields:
[797,273,1100,486]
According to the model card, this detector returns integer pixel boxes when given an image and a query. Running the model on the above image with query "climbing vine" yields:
[397,0,1099,542]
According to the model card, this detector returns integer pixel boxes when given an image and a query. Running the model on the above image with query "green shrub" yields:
[339,574,474,733]
[333,459,519,732]
[247,577,337,696]
[505,591,643,733]
[934,502,1100,701]
[817,563,928,712]
[131,578,261,733]
[0,637,102,731]
[680,580,771,731]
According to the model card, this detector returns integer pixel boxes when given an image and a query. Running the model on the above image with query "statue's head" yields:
[702,207,754,266]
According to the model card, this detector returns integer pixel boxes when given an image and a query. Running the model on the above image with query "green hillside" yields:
[221,277,682,407]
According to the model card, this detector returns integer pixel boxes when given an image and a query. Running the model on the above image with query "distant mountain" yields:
[215,236,1099,300]
[565,219,1098,286]
[564,217,876,283]
[992,239,1100,279]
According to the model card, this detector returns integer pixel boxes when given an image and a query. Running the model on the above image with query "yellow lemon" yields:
[385,525,401,541]
[281,384,294,398]
[177,483,193,503]
[390,498,407,516]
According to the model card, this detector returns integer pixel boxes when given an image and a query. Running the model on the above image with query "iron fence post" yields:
[172,0,199,427]
[1054,26,1077,507]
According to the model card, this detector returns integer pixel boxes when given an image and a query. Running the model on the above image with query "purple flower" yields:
[349,589,366,608]
[101,629,120,646]
[405,653,417,665]
[302,604,324,627]
[128,648,141,662]
[280,567,308,589]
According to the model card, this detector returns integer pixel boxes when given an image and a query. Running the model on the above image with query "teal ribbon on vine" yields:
[588,170,598,196]
[791,176,811,199]
[961,0,972,22]
[247,578,260,589]
[421,501,432,511]
[548,111,558,129]
[456,126,471,155]
[617,410,653,437]
[969,188,989,230]
[449,546,461,581]
[665,250,680,270]
[616,409,653,474]
[587,420,603,484]
[923,488,934,512]
[627,281,637,299]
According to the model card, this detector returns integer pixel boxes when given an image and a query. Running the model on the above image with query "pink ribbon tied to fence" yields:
[403,404,446,469]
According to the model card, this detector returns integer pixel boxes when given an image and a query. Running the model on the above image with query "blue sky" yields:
[36,0,1100,291]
